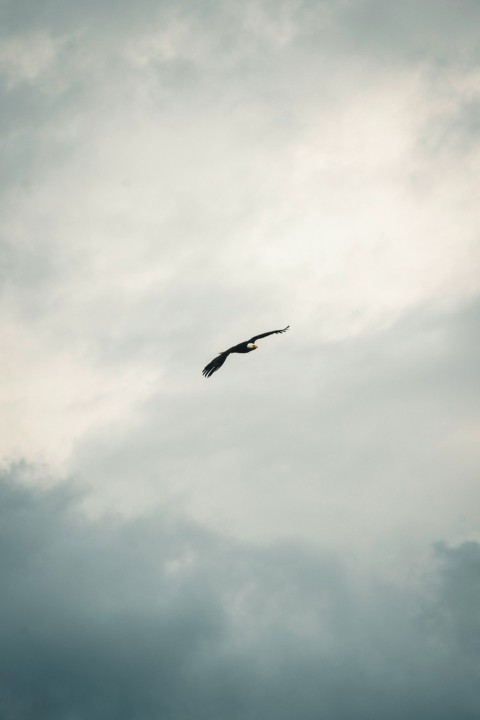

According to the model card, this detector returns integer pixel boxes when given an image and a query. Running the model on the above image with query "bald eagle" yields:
[202,326,289,378]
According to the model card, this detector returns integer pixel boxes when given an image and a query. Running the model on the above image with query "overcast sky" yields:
[1,1,480,718]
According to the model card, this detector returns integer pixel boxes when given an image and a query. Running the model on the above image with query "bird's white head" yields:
[247,343,258,350]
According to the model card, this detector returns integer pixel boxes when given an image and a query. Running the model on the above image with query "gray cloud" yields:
[335,0,480,64]
[1,469,479,719]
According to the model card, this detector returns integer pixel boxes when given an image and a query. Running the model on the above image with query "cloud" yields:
[0,32,59,88]
[0,0,478,555]
[1,3,479,714]
[1,0,478,333]
[0,469,479,719]
[337,0,480,65]
[67,296,480,552]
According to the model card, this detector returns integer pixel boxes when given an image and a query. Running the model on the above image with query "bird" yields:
[202,326,289,378]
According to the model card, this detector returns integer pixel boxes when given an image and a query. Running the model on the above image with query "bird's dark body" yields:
[227,342,255,354]
[202,326,289,378]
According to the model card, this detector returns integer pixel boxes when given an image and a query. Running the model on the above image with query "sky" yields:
[1,0,480,717]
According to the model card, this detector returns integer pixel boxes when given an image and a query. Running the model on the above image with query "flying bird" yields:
[202,326,289,378]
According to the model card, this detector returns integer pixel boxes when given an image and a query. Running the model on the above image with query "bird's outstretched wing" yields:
[248,326,289,343]
[202,353,228,378]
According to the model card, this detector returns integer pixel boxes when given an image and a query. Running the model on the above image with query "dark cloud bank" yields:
[1,469,479,720]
